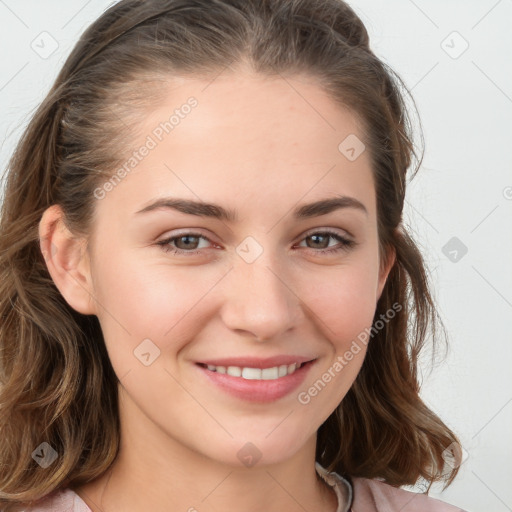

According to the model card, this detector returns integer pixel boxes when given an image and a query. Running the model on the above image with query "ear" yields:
[376,243,396,302]
[38,204,97,315]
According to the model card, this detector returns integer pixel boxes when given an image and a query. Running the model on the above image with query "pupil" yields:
[311,234,327,248]
[178,236,197,249]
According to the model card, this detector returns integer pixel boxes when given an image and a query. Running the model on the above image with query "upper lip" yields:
[197,355,316,369]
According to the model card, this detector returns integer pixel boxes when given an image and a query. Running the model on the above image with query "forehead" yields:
[94,72,375,224]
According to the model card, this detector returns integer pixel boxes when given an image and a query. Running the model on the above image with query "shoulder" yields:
[21,488,92,512]
[351,477,465,511]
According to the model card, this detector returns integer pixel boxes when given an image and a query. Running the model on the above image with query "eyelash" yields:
[156,229,356,256]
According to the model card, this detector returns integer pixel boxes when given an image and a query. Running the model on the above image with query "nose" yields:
[219,251,302,342]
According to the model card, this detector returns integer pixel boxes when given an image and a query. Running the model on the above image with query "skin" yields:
[39,69,395,512]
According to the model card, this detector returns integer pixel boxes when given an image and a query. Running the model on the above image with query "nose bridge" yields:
[220,237,300,341]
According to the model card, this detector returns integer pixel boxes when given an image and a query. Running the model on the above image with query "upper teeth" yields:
[206,363,300,380]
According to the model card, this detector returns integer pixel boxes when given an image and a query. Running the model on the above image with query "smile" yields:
[195,359,316,402]
[198,362,305,380]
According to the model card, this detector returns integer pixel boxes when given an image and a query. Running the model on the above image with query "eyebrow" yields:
[134,195,368,221]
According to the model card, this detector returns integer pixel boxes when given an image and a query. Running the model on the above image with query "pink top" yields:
[23,463,464,511]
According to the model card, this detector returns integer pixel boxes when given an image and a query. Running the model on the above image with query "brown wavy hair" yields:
[0,0,460,509]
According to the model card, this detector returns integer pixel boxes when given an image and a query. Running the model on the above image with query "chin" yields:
[213,429,313,469]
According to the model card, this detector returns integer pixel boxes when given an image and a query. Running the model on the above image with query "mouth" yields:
[196,360,312,380]
[195,358,317,402]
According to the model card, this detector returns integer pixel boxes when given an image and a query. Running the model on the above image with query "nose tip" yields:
[220,256,301,343]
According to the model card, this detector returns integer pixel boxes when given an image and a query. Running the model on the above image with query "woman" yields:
[0,0,465,510]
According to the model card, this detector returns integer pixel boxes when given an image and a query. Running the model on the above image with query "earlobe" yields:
[38,204,97,315]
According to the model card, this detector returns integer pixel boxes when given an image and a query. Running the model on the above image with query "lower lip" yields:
[196,361,315,403]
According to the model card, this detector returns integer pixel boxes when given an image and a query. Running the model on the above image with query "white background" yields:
[0,1,511,510]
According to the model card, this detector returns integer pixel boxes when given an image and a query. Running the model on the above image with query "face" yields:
[73,71,392,468]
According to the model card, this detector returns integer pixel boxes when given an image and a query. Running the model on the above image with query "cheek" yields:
[90,249,222,363]
[300,256,380,348]
[293,260,379,415]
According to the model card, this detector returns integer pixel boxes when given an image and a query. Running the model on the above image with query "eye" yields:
[156,232,214,255]
[296,230,356,255]
[156,229,355,257]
